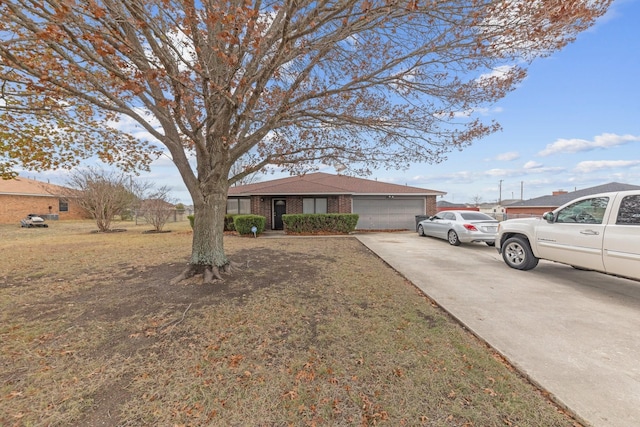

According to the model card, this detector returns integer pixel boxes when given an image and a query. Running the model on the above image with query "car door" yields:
[436,212,457,239]
[421,213,442,237]
[535,197,609,271]
[602,194,640,280]
[423,212,449,239]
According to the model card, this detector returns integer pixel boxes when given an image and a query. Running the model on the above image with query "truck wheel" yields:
[502,237,539,270]
[447,230,461,246]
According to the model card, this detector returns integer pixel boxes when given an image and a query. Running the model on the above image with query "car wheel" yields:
[502,237,539,270]
[486,241,495,247]
[418,225,425,236]
[447,230,461,246]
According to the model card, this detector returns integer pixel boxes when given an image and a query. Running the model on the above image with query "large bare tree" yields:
[0,0,610,282]
[65,167,140,232]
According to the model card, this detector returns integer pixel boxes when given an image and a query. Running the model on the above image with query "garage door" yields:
[352,197,425,230]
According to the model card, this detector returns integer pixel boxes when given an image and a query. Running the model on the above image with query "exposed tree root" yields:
[171,261,242,285]
[203,266,216,284]
[170,265,198,285]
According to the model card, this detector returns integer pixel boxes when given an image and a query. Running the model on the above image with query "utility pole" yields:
[499,179,503,205]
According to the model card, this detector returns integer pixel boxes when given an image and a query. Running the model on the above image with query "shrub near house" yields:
[234,215,266,236]
[283,213,359,234]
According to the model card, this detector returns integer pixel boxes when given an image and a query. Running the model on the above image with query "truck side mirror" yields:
[542,211,555,223]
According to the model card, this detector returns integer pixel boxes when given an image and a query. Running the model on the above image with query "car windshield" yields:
[459,212,495,221]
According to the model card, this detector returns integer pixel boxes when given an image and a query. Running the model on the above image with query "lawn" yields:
[0,220,581,426]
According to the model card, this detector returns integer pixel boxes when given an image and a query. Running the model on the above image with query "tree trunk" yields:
[172,178,231,284]
[191,194,227,267]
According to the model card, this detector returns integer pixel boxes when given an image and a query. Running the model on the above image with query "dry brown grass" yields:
[0,220,581,426]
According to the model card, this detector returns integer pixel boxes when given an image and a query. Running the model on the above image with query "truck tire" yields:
[502,236,539,271]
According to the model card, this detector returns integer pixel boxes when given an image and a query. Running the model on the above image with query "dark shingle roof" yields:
[228,172,446,196]
[508,182,640,207]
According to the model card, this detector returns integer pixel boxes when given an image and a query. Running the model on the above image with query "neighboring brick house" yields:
[505,182,640,219]
[0,177,88,224]
[227,172,446,230]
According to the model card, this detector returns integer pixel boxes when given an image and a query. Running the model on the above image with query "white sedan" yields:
[418,210,499,246]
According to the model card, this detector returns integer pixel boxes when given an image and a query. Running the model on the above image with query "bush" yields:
[187,214,244,232]
[224,214,237,231]
[282,214,359,234]
[233,215,266,236]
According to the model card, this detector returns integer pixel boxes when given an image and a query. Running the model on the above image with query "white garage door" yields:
[353,197,425,230]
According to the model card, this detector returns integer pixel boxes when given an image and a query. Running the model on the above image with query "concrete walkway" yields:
[355,232,640,427]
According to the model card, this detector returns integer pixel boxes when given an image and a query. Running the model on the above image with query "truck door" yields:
[535,196,609,271]
[602,194,640,280]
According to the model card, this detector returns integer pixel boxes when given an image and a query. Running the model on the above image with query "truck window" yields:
[556,197,609,224]
[616,195,640,225]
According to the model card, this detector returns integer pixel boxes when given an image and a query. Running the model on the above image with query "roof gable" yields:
[228,172,445,196]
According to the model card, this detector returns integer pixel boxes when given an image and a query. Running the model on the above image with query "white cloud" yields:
[435,106,503,119]
[523,161,542,169]
[477,65,516,82]
[106,108,163,144]
[495,151,519,161]
[484,168,512,177]
[573,160,640,173]
[538,133,640,156]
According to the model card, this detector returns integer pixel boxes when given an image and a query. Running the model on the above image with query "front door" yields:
[273,199,286,230]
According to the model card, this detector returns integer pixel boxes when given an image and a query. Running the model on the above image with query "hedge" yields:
[224,214,237,231]
[233,215,266,236]
[187,214,247,232]
[282,213,359,234]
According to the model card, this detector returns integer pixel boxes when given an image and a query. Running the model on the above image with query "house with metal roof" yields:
[505,182,640,219]
[227,172,446,230]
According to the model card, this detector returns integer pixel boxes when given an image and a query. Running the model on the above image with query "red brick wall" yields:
[0,195,89,224]
[336,195,352,213]
[426,196,437,216]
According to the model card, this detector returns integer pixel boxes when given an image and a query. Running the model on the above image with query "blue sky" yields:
[21,0,640,205]
[386,0,640,204]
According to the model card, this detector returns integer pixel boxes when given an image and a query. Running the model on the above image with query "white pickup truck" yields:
[496,190,640,281]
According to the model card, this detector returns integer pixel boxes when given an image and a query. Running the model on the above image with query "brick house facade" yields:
[248,194,355,229]
[0,177,89,224]
[228,173,445,230]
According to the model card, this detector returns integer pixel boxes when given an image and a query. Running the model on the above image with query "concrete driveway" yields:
[355,231,640,427]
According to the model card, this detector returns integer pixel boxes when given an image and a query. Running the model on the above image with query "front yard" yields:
[0,220,580,426]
